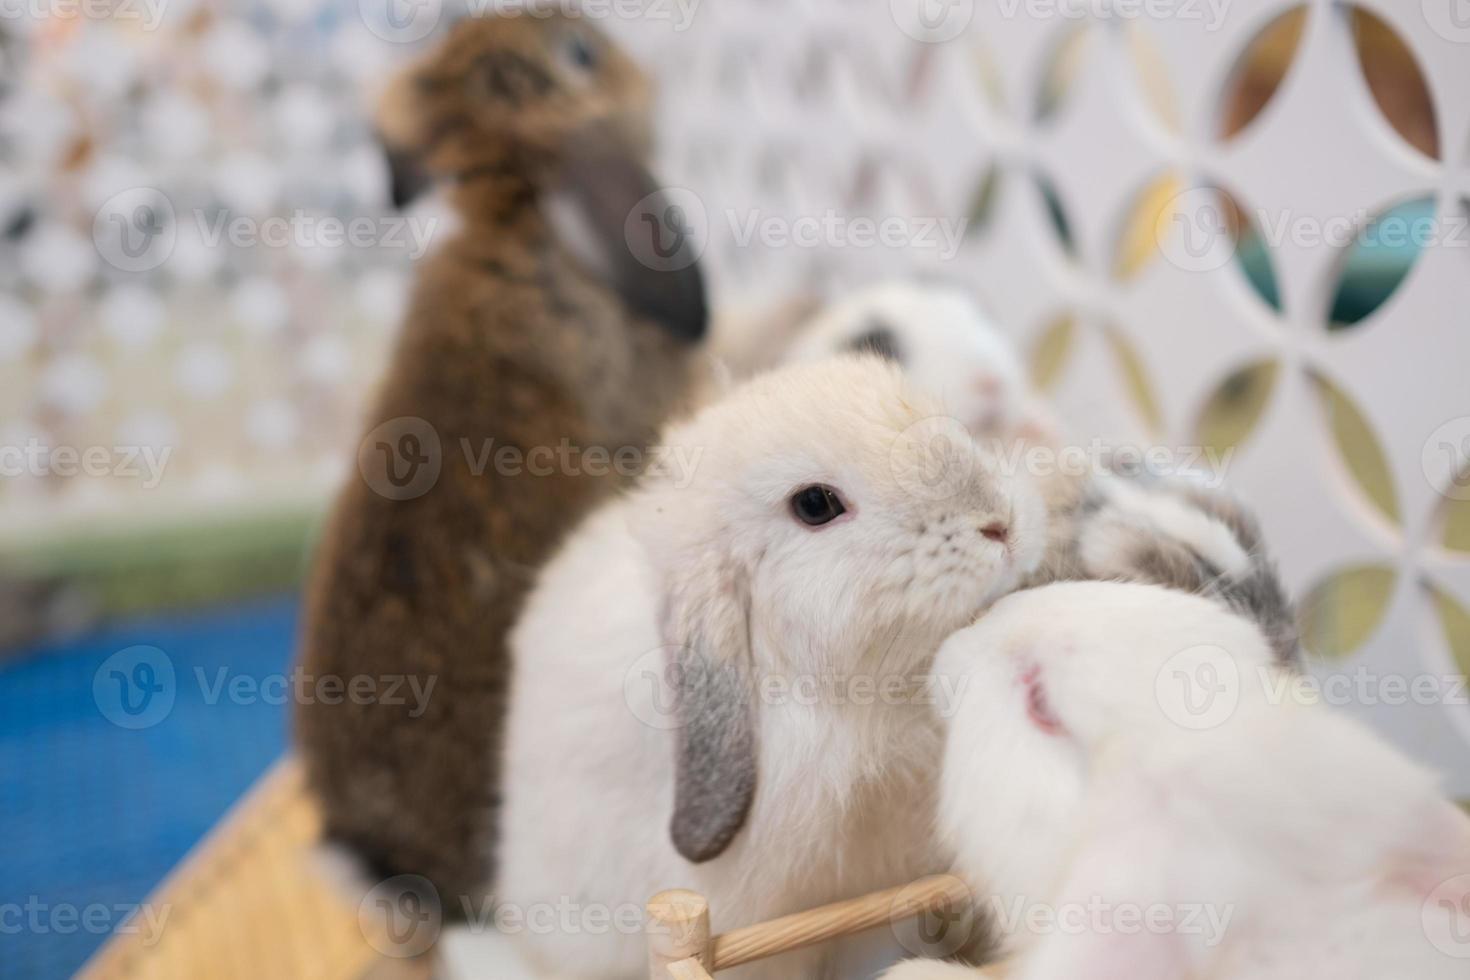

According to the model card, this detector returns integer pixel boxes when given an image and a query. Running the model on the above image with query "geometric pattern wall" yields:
[2,1,1467,789]
[618,0,1470,791]
[0,3,413,532]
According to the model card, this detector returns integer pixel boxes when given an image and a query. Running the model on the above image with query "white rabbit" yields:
[494,356,1049,978]
[885,581,1470,980]
[774,280,1299,652]
[781,281,1057,446]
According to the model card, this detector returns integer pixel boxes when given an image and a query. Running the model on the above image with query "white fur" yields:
[783,282,1052,444]
[889,581,1470,980]
[496,357,1048,978]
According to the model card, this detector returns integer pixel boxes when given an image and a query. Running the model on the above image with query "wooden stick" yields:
[665,958,715,980]
[711,874,971,970]
[647,889,712,979]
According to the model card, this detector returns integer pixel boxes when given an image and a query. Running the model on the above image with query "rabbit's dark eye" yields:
[791,485,847,527]
[564,33,598,72]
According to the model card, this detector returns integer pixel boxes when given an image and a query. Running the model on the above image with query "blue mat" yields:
[0,595,300,980]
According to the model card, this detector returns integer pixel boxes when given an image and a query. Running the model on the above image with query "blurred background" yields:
[2,0,1467,977]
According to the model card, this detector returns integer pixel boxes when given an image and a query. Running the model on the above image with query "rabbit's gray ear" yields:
[383,141,434,209]
[375,58,437,209]
[550,129,708,343]
[662,565,756,863]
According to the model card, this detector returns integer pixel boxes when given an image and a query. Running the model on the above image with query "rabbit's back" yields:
[296,232,699,905]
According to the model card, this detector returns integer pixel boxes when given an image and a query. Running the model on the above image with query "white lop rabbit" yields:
[886,581,1470,980]
[775,281,1299,655]
[782,281,1056,446]
[495,356,1049,978]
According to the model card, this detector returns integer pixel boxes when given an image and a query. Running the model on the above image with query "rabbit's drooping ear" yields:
[550,126,708,342]
[384,144,434,210]
[660,559,757,863]
[376,55,436,209]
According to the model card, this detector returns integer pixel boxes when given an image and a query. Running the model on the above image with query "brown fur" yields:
[295,14,705,908]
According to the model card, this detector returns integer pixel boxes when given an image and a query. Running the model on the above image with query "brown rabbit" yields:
[295,12,707,910]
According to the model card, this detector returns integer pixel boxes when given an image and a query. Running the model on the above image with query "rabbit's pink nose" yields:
[980,521,1009,544]
[973,376,1003,397]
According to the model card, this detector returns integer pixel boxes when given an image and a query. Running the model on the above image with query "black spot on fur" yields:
[846,322,903,363]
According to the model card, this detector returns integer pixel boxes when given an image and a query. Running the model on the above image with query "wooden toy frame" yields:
[644,876,991,978]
